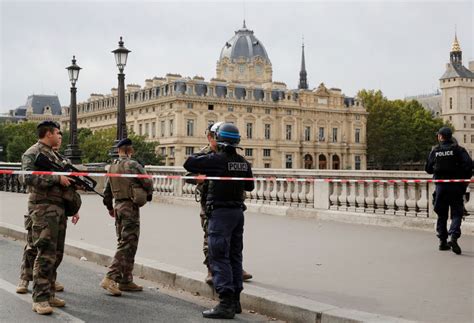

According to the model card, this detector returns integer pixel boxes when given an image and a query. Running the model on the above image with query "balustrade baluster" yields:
[347,182,356,212]
[395,183,407,216]
[365,182,375,213]
[374,183,386,214]
[385,183,396,215]
[355,182,366,213]
[329,182,339,210]
[405,183,417,217]
[417,183,429,217]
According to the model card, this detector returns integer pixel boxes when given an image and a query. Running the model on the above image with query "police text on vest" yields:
[435,150,454,157]
[228,162,248,171]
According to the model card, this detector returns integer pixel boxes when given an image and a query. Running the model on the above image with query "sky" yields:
[0,0,473,112]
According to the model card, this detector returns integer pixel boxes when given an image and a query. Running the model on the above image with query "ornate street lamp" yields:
[64,55,82,164]
[110,36,131,158]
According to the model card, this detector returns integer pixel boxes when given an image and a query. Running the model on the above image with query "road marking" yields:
[0,278,85,323]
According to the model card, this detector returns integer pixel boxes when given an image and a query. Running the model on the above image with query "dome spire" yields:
[298,36,308,90]
[451,29,461,52]
[243,19,246,29]
[450,28,462,65]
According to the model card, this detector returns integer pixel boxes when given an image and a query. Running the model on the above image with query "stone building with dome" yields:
[63,22,367,169]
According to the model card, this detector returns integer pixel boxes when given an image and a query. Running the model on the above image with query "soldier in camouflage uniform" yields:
[187,123,253,284]
[21,121,75,315]
[100,138,154,296]
[16,137,79,295]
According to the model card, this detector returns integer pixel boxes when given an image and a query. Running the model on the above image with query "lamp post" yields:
[110,36,131,158]
[64,55,82,164]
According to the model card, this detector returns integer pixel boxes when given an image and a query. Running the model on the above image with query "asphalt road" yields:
[1,192,473,322]
[0,237,276,322]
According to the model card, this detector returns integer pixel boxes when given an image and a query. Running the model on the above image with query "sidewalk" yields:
[1,192,473,322]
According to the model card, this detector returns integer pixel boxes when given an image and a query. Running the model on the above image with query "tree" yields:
[80,128,116,163]
[0,122,38,162]
[128,133,163,165]
[358,89,447,169]
[79,127,163,164]
[0,122,163,165]
[59,127,92,155]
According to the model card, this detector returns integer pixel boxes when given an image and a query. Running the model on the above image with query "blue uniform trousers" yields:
[207,207,244,297]
[434,183,465,240]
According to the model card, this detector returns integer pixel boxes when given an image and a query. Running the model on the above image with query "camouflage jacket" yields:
[103,156,154,209]
[21,141,62,191]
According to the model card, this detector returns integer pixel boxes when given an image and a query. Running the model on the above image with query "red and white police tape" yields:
[0,169,472,183]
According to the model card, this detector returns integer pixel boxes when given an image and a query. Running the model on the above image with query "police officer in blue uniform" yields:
[184,123,254,319]
[425,127,472,255]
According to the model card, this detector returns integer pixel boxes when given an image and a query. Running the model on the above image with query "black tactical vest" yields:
[433,143,460,179]
[206,151,248,207]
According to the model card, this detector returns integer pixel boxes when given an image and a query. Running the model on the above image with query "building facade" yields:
[406,90,442,117]
[1,94,62,124]
[439,34,474,155]
[63,23,367,169]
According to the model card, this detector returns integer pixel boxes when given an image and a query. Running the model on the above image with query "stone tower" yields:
[439,33,474,154]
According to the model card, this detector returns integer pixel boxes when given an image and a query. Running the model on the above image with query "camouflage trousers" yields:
[107,201,140,284]
[20,214,67,283]
[28,202,66,302]
[200,208,209,267]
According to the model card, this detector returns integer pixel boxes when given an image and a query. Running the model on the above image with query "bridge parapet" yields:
[2,163,473,224]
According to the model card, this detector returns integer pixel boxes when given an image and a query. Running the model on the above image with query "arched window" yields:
[304,154,313,169]
[332,155,340,170]
[318,154,327,169]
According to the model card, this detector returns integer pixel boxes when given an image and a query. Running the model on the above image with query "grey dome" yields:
[219,22,270,63]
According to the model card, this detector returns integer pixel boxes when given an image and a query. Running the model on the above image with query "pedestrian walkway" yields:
[1,192,473,322]
[0,237,273,322]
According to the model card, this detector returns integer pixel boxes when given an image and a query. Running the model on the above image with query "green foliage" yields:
[0,122,162,165]
[0,122,37,162]
[80,128,116,163]
[128,133,162,165]
[358,89,448,169]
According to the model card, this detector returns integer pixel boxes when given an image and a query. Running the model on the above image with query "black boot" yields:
[449,238,462,255]
[439,239,451,251]
[233,293,242,314]
[202,294,235,319]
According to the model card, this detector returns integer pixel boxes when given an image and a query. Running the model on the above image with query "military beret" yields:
[37,120,60,129]
[437,127,452,139]
[117,138,132,148]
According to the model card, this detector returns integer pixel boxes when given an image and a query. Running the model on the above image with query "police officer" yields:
[184,123,255,319]
[426,127,472,255]
[16,136,79,295]
[21,121,73,314]
[101,138,154,296]
[186,122,253,285]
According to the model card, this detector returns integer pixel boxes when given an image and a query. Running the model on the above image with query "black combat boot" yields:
[449,238,462,255]
[202,293,235,319]
[439,239,451,251]
[233,292,242,314]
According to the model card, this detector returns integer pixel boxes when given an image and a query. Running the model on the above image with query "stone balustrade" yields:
[146,167,474,223]
[2,163,473,224]
[0,162,26,193]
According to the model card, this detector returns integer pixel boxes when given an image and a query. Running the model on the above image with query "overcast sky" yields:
[1,0,473,112]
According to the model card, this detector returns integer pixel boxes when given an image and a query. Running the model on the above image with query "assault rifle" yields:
[35,153,104,198]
